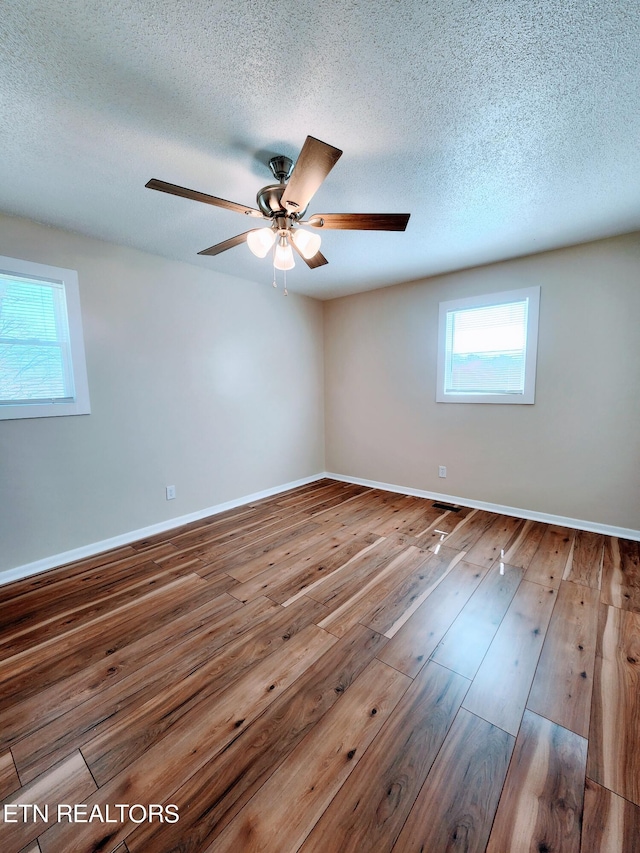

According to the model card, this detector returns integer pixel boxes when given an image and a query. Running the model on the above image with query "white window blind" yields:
[0,273,75,404]
[0,255,90,420]
[444,299,528,395]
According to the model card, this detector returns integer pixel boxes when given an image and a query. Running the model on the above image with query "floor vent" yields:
[432,502,462,512]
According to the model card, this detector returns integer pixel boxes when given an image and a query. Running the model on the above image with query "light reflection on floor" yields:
[432,530,448,555]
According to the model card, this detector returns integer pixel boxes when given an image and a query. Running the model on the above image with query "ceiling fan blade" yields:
[290,239,328,269]
[306,213,410,231]
[280,136,342,215]
[305,249,328,269]
[146,179,262,218]
[198,230,258,256]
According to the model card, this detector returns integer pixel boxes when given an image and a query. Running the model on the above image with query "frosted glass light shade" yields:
[274,241,295,271]
[292,228,322,259]
[247,227,276,258]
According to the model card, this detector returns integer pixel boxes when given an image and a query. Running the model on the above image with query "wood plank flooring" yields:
[0,479,638,853]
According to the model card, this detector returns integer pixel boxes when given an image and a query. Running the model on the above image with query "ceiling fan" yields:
[146,135,410,274]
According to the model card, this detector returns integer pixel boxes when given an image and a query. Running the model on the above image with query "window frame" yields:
[0,255,91,420]
[436,286,540,404]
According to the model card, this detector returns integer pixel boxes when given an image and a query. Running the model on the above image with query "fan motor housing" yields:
[256,184,286,217]
[256,184,308,219]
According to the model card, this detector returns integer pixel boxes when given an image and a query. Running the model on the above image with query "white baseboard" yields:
[0,473,325,588]
[324,471,640,542]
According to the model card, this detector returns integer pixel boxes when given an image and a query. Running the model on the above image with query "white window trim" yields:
[436,285,540,404]
[0,255,91,420]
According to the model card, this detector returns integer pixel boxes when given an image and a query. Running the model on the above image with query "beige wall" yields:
[0,215,325,573]
[324,233,640,531]
[3,220,638,575]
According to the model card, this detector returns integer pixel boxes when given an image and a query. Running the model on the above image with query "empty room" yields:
[0,2,639,852]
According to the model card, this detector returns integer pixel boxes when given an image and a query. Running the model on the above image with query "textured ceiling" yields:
[1,0,639,299]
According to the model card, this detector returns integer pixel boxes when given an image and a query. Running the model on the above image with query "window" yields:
[0,255,90,420]
[436,286,540,404]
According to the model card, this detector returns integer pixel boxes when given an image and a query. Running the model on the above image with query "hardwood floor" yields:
[0,479,638,853]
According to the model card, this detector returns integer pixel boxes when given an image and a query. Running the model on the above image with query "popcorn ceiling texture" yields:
[0,0,638,298]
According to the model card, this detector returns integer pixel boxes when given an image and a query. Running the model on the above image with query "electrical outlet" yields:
[438,466,447,478]
[166,485,176,500]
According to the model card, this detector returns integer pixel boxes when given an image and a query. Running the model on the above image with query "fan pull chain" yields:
[283,268,288,296]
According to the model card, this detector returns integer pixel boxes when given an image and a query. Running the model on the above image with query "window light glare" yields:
[247,228,276,258]
[444,300,528,395]
[292,228,322,260]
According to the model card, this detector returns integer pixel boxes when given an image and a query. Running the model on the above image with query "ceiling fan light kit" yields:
[146,135,410,289]
[274,235,295,271]
[246,221,321,269]
[292,228,322,260]
[246,227,275,258]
